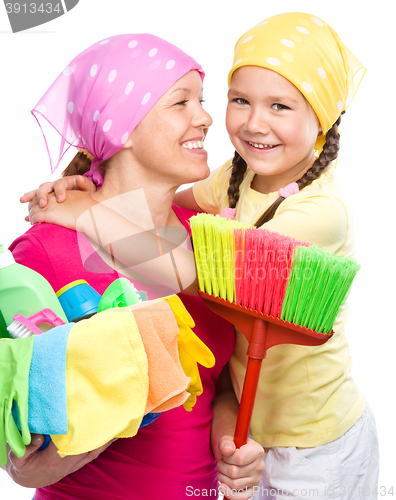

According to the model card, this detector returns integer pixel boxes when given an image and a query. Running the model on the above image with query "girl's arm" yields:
[211,364,264,499]
[20,175,96,212]
[21,179,203,212]
[28,190,198,295]
[173,187,203,211]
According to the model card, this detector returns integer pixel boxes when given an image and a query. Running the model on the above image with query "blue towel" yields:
[13,323,72,435]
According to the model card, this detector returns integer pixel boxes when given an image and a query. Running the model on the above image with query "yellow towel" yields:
[52,309,148,457]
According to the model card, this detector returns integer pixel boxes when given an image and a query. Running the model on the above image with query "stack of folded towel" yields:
[1,295,214,463]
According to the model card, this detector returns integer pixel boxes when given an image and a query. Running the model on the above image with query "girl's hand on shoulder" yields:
[5,433,116,488]
[217,436,264,499]
[28,190,98,230]
[21,175,96,219]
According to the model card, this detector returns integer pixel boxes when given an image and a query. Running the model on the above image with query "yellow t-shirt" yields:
[193,160,366,447]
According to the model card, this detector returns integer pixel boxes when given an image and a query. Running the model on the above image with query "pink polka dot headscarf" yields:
[32,34,204,187]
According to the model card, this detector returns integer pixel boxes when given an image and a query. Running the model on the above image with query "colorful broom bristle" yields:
[190,214,248,302]
[190,214,360,335]
[280,247,360,334]
[238,229,309,318]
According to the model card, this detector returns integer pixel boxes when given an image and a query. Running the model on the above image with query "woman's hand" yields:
[5,434,116,488]
[27,190,98,230]
[216,436,264,499]
[21,175,96,220]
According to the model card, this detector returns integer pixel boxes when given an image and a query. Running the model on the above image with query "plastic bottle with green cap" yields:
[0,243,68,338]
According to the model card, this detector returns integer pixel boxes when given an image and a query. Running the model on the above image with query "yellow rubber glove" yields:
[162,296,215,411]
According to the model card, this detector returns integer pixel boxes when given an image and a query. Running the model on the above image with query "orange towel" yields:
[128,299,190,414]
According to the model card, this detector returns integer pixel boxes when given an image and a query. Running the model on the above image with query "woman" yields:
[3,34,264,500]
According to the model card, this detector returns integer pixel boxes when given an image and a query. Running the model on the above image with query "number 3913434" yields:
[5,3,62,14]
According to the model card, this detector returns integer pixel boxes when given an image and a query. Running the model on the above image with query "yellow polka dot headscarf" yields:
[228,12,365,153]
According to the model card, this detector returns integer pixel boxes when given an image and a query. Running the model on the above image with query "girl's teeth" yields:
[249,142,274,149]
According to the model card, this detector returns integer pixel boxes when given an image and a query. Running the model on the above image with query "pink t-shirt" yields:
[10,206,235,500]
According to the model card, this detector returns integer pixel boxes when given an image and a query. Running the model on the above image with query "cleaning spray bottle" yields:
[0,243,68,338]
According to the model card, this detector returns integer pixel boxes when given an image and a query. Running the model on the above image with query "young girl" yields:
[25,12,379,498]
[181,13,379,498]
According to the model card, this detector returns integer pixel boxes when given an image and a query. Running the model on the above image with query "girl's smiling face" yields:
[226,66,321,193]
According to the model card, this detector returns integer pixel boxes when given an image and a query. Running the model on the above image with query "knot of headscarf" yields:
[32,34,204,186]
[228,12,365,154]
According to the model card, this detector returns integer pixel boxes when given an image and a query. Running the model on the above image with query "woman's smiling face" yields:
[126,70,213,186]
[226,66,321,192]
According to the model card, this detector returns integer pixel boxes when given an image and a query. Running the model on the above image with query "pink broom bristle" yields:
[238,229,310,317]
[269,238,294,316]
[234,228,245,304]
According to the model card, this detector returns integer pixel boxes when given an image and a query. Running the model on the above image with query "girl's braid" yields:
[227,151,248,208]
[254,113,344,227]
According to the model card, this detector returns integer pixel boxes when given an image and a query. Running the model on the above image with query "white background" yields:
[0,0,395,498]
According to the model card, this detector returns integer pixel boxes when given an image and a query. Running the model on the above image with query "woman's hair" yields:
[227,112,344,227]
[62,153,109,178]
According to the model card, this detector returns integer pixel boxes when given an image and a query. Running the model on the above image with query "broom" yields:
[190,213,360,448]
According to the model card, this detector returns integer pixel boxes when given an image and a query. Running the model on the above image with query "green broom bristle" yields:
[280,247,360,334]
[190,214,360,335]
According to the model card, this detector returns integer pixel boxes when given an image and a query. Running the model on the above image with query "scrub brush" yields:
[7,308,66,338]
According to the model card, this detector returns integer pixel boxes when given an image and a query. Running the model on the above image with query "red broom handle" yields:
[234,318,268,449]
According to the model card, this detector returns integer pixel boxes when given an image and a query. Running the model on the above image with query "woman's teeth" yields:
[182,140,204,149]
[248,142,275,149]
